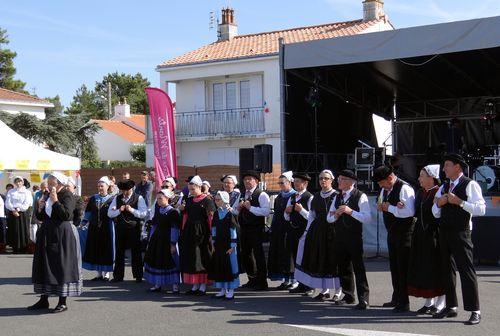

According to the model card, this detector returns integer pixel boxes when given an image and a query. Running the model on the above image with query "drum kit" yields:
[470,145,500,193]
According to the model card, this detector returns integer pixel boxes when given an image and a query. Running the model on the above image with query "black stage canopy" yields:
[281,16,500,185]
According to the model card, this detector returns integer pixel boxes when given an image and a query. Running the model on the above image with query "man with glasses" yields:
[327,169,371,310]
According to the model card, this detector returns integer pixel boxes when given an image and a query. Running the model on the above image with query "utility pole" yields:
[107,81,112,119]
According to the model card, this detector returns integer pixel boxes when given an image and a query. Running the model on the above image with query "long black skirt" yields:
[82,220,115,272]
[7,211,30,252]
[299,218,337,278]
[267,221,293,280]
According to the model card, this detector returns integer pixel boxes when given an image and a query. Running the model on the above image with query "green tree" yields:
[44,95,64,118]
[0,27,26,92]
[65,84,105,119]
[129,144,146,162]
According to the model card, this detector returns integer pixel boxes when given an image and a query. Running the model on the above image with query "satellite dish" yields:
[473,165,496,190]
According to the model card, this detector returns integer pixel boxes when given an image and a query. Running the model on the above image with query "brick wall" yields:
[80,167,147,197]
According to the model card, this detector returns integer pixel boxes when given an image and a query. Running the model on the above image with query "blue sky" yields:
[1,0,499,107]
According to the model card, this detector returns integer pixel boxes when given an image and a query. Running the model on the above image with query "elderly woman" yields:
[209,191,240,300]
[294,169,340,300]
[408,164,445,315]
[221,175,241,212]
[81,176,116,281]
[178,175,216,295]
[267,171,296,289]
[5,176,33,254]
[144,189,181,294]
[29,172,81,313]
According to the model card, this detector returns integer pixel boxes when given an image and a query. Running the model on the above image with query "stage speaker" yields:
[253,144,273,173]
[239,148,254,180]
[346,154,355,170]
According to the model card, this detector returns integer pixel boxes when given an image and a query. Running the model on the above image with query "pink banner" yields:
[145,87,177,191]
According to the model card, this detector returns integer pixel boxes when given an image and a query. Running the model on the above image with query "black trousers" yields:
[387,229,412,306]
[439,228,480,311]
[240,225,267,283]
[335,234,369,303]
[114,225,143,280]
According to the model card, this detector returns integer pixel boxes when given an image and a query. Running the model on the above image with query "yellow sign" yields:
[15,160,29,170]
[36,160,51,170]
[0,161,4,170]
[64,171,72,176]
[30,173,42,183]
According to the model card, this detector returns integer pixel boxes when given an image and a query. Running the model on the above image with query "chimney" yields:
[363,0,385,22]
[113,99,131,119]
[217,7,238,41]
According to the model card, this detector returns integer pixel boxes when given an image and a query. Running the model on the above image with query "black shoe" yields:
[90,276,103,281]
[27,300,49,311]
[289,285,307,294]
[465,312,481,325]
[241,280,256,289]
[194,290,206,296]
[433,307,458,319]
[254,283,269,291]
[212,294,225,299]
[335,296,355,305]
[224,296,234,301]
[274,282,289,291]
[416,305,433,315]
[428,306,438,315]
[383,300,397,307]
[148,286,162,292]
[135,278,143,283]
[392,304,410,313]
[354,301,369,310]
[313,293,331,301]
[52,304,68,313]
[184,289,198,295]
[110,278,123,283]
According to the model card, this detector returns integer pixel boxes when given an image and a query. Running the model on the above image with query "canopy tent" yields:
[281,15,500,182]
[0,120,81,171]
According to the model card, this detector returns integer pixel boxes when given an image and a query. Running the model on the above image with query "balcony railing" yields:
[174,107,265,137]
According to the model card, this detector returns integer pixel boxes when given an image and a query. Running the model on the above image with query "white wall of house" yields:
[94,129,136,161]
[0,102,48,119]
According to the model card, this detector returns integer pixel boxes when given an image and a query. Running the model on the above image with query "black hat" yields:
[372,165,394,182]
[185,175,194,183]
[241,170,261,181]
[292,173,311,182]
[443,153,468,169]
[117,179,135,190]
[338,169,358,181]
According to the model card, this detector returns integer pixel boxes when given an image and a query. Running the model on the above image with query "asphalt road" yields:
[0,254,499,336]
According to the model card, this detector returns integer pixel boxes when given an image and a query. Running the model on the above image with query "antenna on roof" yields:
[209,11,215,30]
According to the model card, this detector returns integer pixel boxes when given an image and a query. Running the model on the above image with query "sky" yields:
[1,0,499,108]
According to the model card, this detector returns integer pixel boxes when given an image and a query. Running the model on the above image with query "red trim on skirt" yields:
[408,285,444,298]
[183,273,212,284]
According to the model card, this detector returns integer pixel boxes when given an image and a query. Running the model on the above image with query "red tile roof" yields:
[0,87,53,105]
[158,19,384,68]
[93,115,146,143]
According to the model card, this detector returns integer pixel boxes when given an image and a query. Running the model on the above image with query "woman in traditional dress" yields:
[209,191,240,300]
[294,169,340,300]
[408,164,446,314]
[178,175,216,295]
[29,172,81,313]
[5,176,33,253]
[81,176,115,281]
[267,171,296,289]
[144,189,181,293]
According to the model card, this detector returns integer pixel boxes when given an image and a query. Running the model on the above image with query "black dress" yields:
[267,191,295,280]
[178,195,216,282]
[408,187,444,298]
[296,191,338,285]
[32,188,82,297]
[82,194,115,272]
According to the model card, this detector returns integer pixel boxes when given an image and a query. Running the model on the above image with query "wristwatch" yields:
[459,200,465,208]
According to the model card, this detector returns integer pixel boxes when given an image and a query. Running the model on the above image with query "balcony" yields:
[174,107,265,138]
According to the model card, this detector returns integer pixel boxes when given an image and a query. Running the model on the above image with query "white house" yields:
[93,102,146,161]
[151,0,393,184]
[0,87,54,120]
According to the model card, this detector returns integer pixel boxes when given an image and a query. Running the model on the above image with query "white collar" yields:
[296,189,307,196]
[450,173,464,185]
[341,186,354,197]
[246,186,257,194]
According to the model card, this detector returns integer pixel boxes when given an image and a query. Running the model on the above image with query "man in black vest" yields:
[373,165,415,313]
[284,173,313,294]
[432,154,485,325]
[235,171,270,290]
[108,179,148,282]
[327,169,371,309]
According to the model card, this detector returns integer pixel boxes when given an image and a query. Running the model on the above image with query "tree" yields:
[0,27,26,92]
[129,144,146,162]
[65,84,106,119]
[44,95,64,118]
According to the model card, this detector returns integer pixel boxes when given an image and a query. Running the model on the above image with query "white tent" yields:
[0,119,81,171]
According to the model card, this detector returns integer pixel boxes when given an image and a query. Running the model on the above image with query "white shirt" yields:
[5,187,33,212]
[378,183,415,218]
[304,189,336,233]
[326,187,371,224]
[108,194,148,219]
[431,173,486,230]
[284,189,313,221]
[0,196,5,218]
[233,186,270,217]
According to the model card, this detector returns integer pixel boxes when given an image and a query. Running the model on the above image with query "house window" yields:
[213,83,223,111]
[240,80,250,108]
[226,82,237,110]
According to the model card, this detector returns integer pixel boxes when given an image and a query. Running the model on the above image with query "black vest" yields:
[289,191,312,230]
[238,188,266,229]
[229,190,241,207]
[441,175,472,231]
[334,188,363,236]
[115,193,141,228]
[382,179,415,233]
